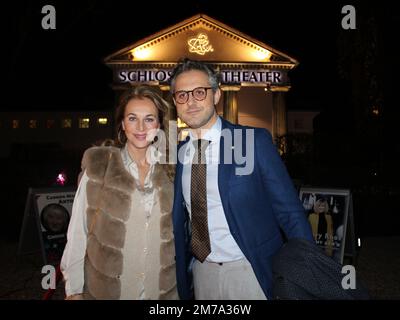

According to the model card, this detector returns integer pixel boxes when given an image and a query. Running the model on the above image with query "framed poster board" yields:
[299,187,355,264]
[18,187,76,265]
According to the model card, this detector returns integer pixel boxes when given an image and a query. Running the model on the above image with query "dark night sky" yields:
[2,1,395,114]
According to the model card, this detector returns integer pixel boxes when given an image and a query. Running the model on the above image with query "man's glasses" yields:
[173,87,212,104]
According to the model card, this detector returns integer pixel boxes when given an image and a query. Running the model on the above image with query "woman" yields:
[61,85,177,300]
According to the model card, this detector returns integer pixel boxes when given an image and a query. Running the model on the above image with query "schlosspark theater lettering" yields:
[118,69,284,85]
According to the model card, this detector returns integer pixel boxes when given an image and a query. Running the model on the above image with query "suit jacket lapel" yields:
[175,159,183,200]
[176,135,190,188]
[218,118,234,215]
[173,137,190,226]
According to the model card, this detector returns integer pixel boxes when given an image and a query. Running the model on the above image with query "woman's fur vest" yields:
[80,146,176,299]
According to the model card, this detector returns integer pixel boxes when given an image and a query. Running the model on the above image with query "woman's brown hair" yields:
[115,85,170,147]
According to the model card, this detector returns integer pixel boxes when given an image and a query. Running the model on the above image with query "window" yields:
[79,118,90,128]
[29,120,38,129]
[97,118,108,125]
[12,120,19,129]
[62,118,72,128]
[46,119,55,129]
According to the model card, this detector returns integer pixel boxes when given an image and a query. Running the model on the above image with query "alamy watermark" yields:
[341,265,356,289]
[146,121,255,175]
[41,263,359,291]
[341,5,356,30]
[41,265,56,290]
[41,5,56,30]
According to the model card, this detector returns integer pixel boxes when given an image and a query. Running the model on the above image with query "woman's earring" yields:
[117,129,125,145]
[151,127,161,144]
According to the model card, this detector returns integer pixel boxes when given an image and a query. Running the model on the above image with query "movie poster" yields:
[34,190,75,263]
[299,188,350,263]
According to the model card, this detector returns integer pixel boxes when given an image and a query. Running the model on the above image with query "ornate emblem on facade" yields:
[188,33,214,55]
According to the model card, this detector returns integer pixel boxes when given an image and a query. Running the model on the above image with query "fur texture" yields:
[81,146,176,299]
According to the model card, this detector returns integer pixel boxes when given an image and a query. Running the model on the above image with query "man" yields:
[170,58,313,300]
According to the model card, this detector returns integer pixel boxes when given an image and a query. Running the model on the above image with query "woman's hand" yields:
[65,293,84,300]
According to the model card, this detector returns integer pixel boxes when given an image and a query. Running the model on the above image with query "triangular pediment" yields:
[105,14,297,68]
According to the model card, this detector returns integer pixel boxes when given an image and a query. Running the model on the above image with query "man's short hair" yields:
[169,58,220,93]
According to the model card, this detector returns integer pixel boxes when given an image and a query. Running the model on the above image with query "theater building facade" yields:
[105,14,299,140]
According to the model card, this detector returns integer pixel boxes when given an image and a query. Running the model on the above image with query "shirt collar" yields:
[188,116,221,144]
[121,144,134,167]
[121,143,159,167]
[120,144,157,189]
